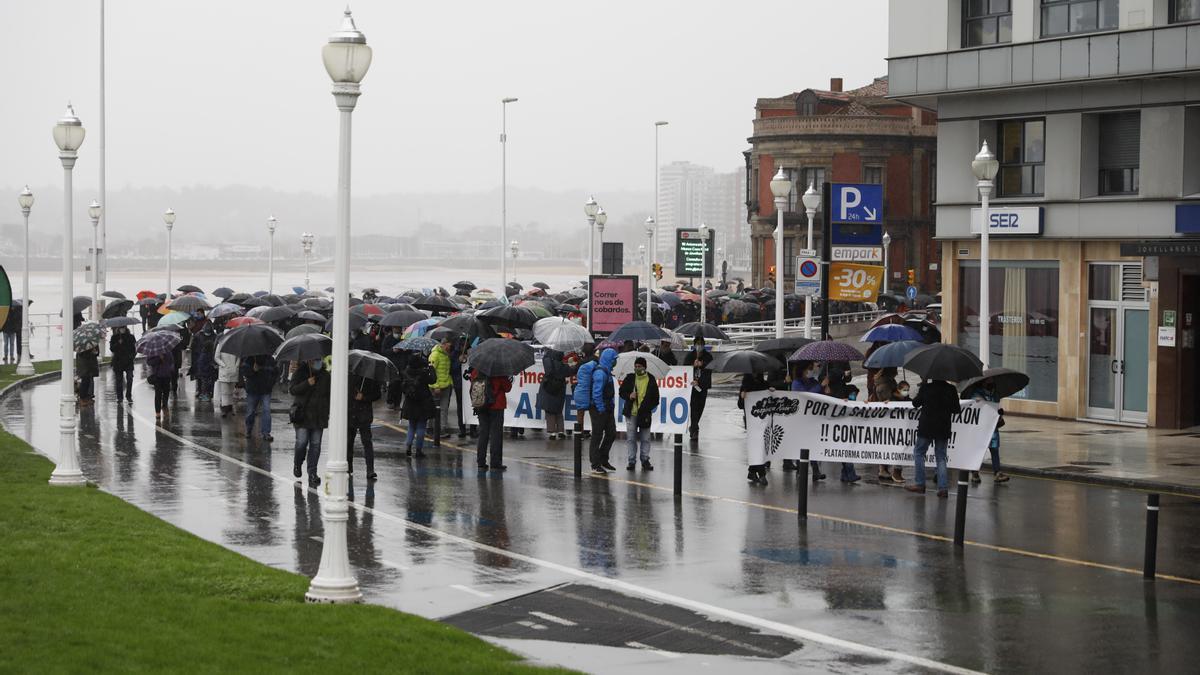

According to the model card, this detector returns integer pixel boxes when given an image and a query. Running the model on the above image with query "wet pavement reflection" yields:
[6,371,1200,673]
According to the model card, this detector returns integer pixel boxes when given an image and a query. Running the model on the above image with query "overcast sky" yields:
[2,0,888,198]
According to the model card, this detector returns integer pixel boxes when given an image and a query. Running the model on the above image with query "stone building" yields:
[744,77,938,291]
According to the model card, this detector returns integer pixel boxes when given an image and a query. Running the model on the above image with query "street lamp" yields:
[50,103,86,486]
[801,181,822,339]
[500,97,518,294]
[510,239,519,284]
[267,215,277,294]
[698,223,709,325]
[309,6,372,604]
[163,207,176,294]
[881,230,892,297]
[644,216,655,321]
[971,140,999,369]
[16,187,34,376]
[300,232,315,291]
[653,120,668,283]
[584,196,599,278]
[88,200,102,321]
[638,244,646,293]
[595,207,607,256]
[769,168,790,338]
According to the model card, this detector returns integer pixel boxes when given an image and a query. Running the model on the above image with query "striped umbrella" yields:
[136,330,181,357]
[788,339,864,362]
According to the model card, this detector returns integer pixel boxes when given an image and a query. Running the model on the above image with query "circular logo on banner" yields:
[0,265,11,330]
[799,260,818,278]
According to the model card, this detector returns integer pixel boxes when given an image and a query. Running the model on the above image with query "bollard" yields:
[432,406,442,448]
[953,469,969,547]
[573,415,583,480]
[798,449,809,519]
[1144,493,1160,580]
[673,433,683,497]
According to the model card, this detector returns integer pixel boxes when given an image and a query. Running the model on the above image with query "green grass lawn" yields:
[0,359,62,389]
[0,368,566,673]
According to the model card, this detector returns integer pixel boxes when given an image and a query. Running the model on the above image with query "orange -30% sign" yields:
[829,262,883,302]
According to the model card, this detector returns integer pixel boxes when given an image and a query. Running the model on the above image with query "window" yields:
[783,237,796,277]
[1041,0,1118,37]
[801,167,825,195]
[1172,0,1200,23]
[863,166,883,184]
[930,157,937,204]
[963,0,1012,47]
[997,119,1045,197]
[1098,112,1140,195]
[797,92,818,116]
[959,261,1060,401]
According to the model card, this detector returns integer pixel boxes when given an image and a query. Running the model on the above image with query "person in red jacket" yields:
[473,369,512,471]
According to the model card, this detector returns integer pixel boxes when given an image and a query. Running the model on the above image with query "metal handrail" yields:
[720,310,885,343]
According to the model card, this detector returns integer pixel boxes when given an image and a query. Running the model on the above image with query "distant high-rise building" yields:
[656,161,747,275]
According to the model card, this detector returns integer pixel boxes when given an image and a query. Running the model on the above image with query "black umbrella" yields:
[101,299,134,319]
[957,368,1030,399]
[440,314,491,342]
[257,305,297,323]
[302,297,333,311]
[477,305,537,329]
[754,336,813,357]
[296,310,327,323]
[240,297,268,308]
[348,297,364,307]
[101,290,125,299]
[72,296,92,313]
[467,338,535,376]
[286,323,323,340]
[212,287,235,299]
[712,350,782,374]
[227,292,252,305]
[608,320,669,343]
[903,343,983,382]
[325,313,369,334]
[177,284,203,293]
[136,297,162,306]
[274,333,333,363]
[102,316,140,328]
[348,349,399,382]
[261,294,286,307]
[216,324,285,358]
[452,280,477,291]
[532,281,551,290]
[675,322,730,341]
[167,295,210,313]
[379,310,428,329]
[426,326,463,343]
[414,294,457,313]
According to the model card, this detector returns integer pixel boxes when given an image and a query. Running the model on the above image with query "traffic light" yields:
[652,263,663,281]
[767,265,776,284]
[907,269,915,286]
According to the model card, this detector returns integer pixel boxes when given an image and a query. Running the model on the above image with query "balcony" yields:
[750,115,934,140]
[888,24,1200,99]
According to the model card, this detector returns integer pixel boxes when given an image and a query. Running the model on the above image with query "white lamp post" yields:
[510,239,519,284]
[300,232,315,290]
[638,244,646,294]
[16,187,35,376]
[500,97,518,294]
[644,216,655,321]
[769,169,790,338]
[801,181,821,339]
[595,208,607,273]
[267,215,277,294]
[308,6,372,604]
[653,120,668,281]
[50,104,86,486]
[87,198,102,319]
[971,141,999,369]
[584,196,598,278]
[881,230,892,299]
[698,222,709,325]
[163,207,176,294]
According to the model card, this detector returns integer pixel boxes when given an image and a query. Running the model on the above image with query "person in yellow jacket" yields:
[428,336,454,438]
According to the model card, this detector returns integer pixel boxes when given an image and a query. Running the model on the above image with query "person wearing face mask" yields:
[351,323,375,352]
[109,326,137,404]
[683,336,713,438]
[289,357,331,487]
[619,356,660,471]
[789,360,826,482]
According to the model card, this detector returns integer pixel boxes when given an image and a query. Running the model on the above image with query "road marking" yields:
[516,619,548,631]
[450,584,492,599]
[528,611,576,626]
[626,641,682,659]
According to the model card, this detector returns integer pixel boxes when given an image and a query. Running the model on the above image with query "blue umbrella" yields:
[158,311,191,327]
[292,286,307,295]
[863,340,927,368]
[861,324,923,343]
[608,320,669,343]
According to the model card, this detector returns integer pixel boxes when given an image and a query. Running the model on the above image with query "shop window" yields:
[1172,0,1200,23]
[1040,0,1118,37]
[958,261,1060,401]
[997,119,1045,197]
[963,0,1012,47]
[1098,112,1140,195]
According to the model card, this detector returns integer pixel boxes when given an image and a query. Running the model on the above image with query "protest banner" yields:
[743,391,999,469]
[464,364,691,434]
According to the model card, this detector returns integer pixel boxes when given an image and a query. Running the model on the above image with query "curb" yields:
[999,464,1200,498]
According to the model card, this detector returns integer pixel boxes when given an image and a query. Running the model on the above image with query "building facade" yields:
[656,161,748,276]
[888,0,1200,427]
[744,78,938,293]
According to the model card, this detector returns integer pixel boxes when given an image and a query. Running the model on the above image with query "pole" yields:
[804,207,815,339]
[673,433,683,497]
[645,226,653,322]
[268,228,275,294]
[91,215,99,322]
[883,238,890,300]
[774,198,784,338]
[17,202,33,376]
[699,229,708,326]
[654,123,663,296]
[573,413,583,480]
[166,226,173,297]
[1144,493,1160,579]
[798,448,809,518]
[979,179,991,368]
[50,152,84,486]
[306,82,362,604]
[820,182,832,341]
[98,0,106,357]
[953,469,969,547]
[501,102,507,295]
[587,215,595,279]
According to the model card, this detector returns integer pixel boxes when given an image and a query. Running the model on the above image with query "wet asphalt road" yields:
[5,373,1200,674]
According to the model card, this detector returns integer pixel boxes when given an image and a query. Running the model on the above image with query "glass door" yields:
[1120,308,1149,423]
[1087,307,1117,419]
[1085,263,1149,424]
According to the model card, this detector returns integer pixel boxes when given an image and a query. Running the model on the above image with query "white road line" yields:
[528,611,576,627]
[625,641,682,659]
[516,619,548,631]
[450,584,492,599]
[125,392,982,675]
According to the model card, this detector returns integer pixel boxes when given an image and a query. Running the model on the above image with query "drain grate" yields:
[1042,465,1098,473]
[443,583,800,658]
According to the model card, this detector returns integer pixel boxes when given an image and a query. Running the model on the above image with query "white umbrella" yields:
[612,351,671,380]
[532,317,592,352]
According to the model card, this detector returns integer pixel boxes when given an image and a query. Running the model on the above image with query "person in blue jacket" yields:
[572,351,596,424]
[588,348,618,475]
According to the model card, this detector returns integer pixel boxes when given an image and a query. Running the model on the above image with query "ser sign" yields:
[970,206,1043,236]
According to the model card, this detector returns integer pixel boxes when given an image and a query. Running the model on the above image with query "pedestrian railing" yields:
[720,310,886,343]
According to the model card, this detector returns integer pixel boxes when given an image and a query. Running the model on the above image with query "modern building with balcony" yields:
[888,0,1200,427]
[744,77,938,293]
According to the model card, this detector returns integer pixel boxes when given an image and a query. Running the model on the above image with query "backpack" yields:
[469,374,489,410]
